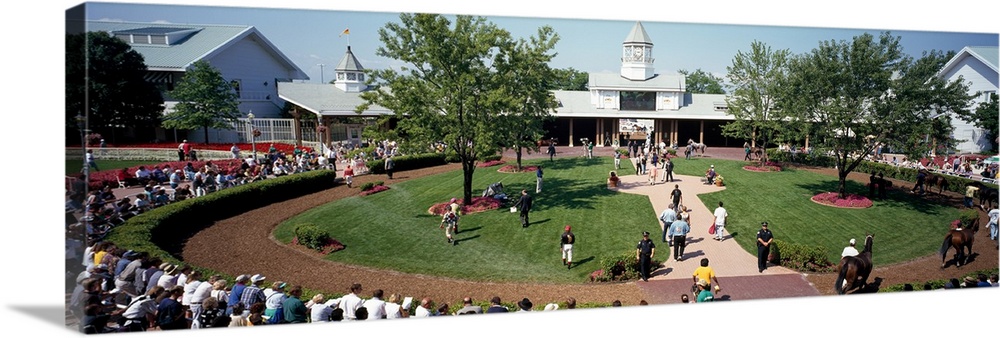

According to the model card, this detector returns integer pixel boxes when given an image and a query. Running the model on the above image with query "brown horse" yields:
[940,216,979,268]
[923,174,950,195]
[835,234,874,295]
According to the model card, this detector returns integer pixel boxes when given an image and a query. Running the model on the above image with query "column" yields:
[569,118,575,147]
[699,120,705,144]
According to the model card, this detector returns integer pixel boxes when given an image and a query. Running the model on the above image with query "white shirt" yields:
[182,280,202,306]
[265,292,286,310]
[338,293,364,320]
[841,246,860,257]
[413,306,433,317]
[713,207,728,226]
[310,300,335,322]
[989,209,999,225]
[384,303,403,319]
[157,274,178,289]
[363,297,387,320]
[191,281,214,305]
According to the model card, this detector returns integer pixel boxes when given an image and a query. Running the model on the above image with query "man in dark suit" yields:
[513,189,533,228]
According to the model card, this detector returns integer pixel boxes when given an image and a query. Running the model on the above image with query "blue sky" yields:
[83,1,998,87]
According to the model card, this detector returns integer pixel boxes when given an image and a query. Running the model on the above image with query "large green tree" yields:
[783,32,972,197]
[163,60,241,143]
[358,14,516,204]
[66,31,164,144]
[550,67,589,91]
[494,26,560,170]
[679,68,726,94]
[721,41,792,162]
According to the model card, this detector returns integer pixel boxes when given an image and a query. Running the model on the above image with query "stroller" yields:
[482,182,508,204]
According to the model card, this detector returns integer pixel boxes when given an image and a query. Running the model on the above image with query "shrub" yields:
[294,223,331,251]
[958,209,979,227]
[593,251,660,282]
[665,149,677,156]
[770,239,835,272]
[615,148,629,156]
[479,153,502,162]
[366,153,448,174]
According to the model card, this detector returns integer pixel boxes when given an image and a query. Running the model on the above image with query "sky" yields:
[2,1,999,338]
[81,1,998,87]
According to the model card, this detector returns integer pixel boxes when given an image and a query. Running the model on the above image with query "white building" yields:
[936,46,998,154]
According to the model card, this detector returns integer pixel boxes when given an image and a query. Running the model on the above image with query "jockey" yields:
[841,238,859,257]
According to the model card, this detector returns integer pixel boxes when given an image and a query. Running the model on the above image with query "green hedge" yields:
[366,153,448,174]
[593,251,661,282]
[770,239,835,272]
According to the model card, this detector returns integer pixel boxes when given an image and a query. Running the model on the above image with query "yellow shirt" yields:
[693,266,715,284]
[94,250,108,266]
[966,186,979,198]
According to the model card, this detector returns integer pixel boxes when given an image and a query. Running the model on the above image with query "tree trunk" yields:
[462,158,475,205]
[838,163,849,199]
[516,145,523,171]
[203,126,210,144]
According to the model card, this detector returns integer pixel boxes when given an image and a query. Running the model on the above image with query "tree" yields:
[494,26,561,170]
[783,32,972,197]
[358,14,514,204]
[720,41,792,163]
[550,67,588,91]
[66,31,164,144]
[678,68,726,94]
[956,93,998,151]
[162,60,241,143]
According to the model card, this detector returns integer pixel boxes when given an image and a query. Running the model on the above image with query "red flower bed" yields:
[476,160,505,168]
[292,237,345,255]
[109,142,312,154]
[810,192,873,209]
[88,159,244,190]
[498,165,539,173]
[428,197,502,215]
[359,184,390,196]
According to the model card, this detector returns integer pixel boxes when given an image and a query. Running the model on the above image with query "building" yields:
[84,20,309,142]
[936,46,998,154]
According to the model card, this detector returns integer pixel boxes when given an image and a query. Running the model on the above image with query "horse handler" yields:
[756,221,774,273]
[561,225,575,269]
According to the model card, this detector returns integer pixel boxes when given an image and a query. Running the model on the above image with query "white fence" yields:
[66,148,237,161]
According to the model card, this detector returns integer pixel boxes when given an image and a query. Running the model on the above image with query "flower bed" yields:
[476,160,505,168]
[109,142,311,154]
[359,184,390,196]
[427,197,502,215]
[291,236,346,255]
[743,161,783,172]
[810,192,874,209]
[498,165,539,173]
[87,159,244,190]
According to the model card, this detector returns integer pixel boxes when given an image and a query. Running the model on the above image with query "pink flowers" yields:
[476,160,505,168]
[743,162,783,172]
[428,197,502,215]
[498,165,538,173]
[811,192,874,208]
[359,184,390,196]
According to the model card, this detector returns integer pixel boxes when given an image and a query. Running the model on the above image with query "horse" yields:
[940,216,979,268]
[687,139,707,155]
[923,174,950,195]
[975,183,998,210]
[835,234,874,295]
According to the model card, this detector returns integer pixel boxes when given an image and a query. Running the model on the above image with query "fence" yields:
[67,148,243,162]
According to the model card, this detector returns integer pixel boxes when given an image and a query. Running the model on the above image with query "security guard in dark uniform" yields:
[756,221,774,273]
[636,231,656,282]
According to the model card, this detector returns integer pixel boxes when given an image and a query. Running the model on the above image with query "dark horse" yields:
[940,216,979,268]
[835,234,874,295]
[973,182,998,210]
[923,174,950,195]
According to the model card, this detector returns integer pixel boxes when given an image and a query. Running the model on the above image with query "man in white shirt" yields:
[414,298,435,317]
[135,166,152,186]
[363,289,387,320]
[337,283,365,320]
[841,238,860,257]
[712,201,729,241]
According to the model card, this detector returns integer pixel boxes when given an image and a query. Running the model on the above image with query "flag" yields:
[339,28,350,37]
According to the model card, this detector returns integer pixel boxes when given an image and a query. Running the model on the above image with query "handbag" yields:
[708,224,716,235]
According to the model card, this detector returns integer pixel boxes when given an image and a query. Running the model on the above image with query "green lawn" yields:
[276,155,958,283]
[66,159,155,175]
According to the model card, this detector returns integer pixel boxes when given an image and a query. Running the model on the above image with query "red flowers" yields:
[498,165,538,173]
[811,192,874,208]
[428,197,502,215]
[359,185,390,196]
[743,161,783,172]
[476,160,505,168]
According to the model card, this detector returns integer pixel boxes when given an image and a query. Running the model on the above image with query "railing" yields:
[66,148,237,161]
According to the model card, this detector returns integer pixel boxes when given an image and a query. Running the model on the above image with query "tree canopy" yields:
[679,68,726,94]
[162,60,241,143]
[360,14,557,203]
[550,67,589,91]
[721,41,792,160]
[66,31,163,144]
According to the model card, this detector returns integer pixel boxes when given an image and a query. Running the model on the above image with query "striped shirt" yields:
[240,285,265,309]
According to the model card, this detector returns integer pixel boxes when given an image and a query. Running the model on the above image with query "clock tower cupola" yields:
[620,21,655,81]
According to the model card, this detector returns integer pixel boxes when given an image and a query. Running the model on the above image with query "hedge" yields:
[769,239,835,273]
[593,251,661,282]
[365,153,448,175]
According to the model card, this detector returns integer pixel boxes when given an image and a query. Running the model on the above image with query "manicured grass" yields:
[670,156,959,266]
[66,159,157,176]
[277,155,959,283]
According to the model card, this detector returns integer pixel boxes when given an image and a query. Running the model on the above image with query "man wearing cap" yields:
[659,204,677,244]
[668,212,691,261]
[240,274,267,310]
[561,225,575,269]
[695,279,714,302]
[227,275,249,315]
[841,239,860,257]
[636,231,656,282]
[756,222,774,273]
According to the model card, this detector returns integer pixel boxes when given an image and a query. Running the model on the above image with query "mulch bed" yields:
[809,192,874,209]
[498,165,538,173]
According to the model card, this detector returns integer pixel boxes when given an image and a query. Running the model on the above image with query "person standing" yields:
[669,212,691,261]
[587,141,594,159]
[912,169,927,195]
[692,258,721,292]
[877,173,888,199]
[614,151,622,169]
[964,183,979,208]
[663,157,674,183]
[756,222,774,273]
[177,140,187,162]
[536,165,543,193]
[841,238,859,257]
[987,207,999,245]
[869,172,878,198]
[181,140,192,161]
[659,204,677,244]
[230,144,240,159]
[385,155,395,179]
[547,141,556,161]
[86,149,99,172]
[744,142,752,161]
[670,185,683,213]
[449,198,462,234]
[561,225,575,269]
[343,163,354,188]
[512,190,533,228]
[636,231,656,282]
[440,207,459,245]
[712,201,728,241]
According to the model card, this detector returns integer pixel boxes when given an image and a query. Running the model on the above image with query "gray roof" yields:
[937,46,999,78]
[624,22,653,45]
[589,72,685,91]
[85,20,307,78]
[335,46,365,72]
[278,83,390,116]
[552,90,734,120]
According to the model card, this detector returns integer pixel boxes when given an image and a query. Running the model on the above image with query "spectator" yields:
[611,300,622,307]
[414,298,435,317]
[680,294,690,304]
[457,297,483,315]
[118,286,164,332]
[384,293,406,319]
[338,283,364,320]
[485,296,508,313]
[307,294,335,323]
[363,289,387,320]
[976,274,992,287]
[210,279,229,310]
[516,298,533,312]
[156,264,179,289]
[247,302,266,326]
[240,274,267,310]
[196,297,228,328]
[227,302,249,327]
[695,279,714,302]
[156,286,187,330]
[227,275,249,315]
[282,285,308,323]
[263,282,288,319]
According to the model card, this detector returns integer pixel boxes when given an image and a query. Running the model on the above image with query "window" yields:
[337,73,346,80]
[347,73,357,81]
[358,74,364,81]
[619,91,656,111]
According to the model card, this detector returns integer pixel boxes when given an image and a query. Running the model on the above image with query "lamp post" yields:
[75,112,87,175]
[248,111,257,163]
[318,64,325,84]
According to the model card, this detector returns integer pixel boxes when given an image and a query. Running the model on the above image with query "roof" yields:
[552,90,733,120]
[589,72,685,91]
[335,46,364,72]
[278,83,391,116]
[937,46,999,78]
[85,20,307,79]
[624,22,653,45]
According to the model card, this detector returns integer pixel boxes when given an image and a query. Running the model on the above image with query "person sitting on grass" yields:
[608,171,621,187]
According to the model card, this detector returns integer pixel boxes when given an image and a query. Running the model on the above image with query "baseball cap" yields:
[251,274,266,283]
[849,238,856,245]
[235,274,249,282]
[697,279,709,287]
[565,225,571,231]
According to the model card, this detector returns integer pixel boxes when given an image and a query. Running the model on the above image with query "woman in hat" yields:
[263,282,287,319]
[157,264,179,289]
[516,298,533,312]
